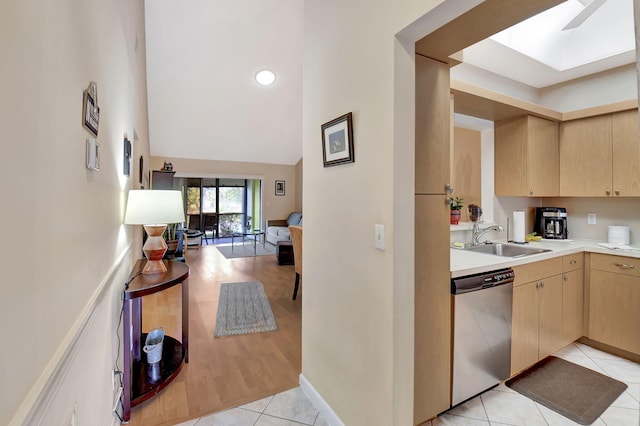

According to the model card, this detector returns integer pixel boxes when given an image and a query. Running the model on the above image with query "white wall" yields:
[1,0,149,423]
[545,197,640,243]
[453,60,637,114]
[539,64,638,112]
[302,1,481,425]
[451,63,541,104]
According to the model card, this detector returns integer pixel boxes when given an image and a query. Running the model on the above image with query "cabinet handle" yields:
[615,190,620,196]
[445,184,454,194]
[563,275,568,282]
[615,263,635,269]
[606,189,611,195]
[570,260,577,264]
[529,189,533,195]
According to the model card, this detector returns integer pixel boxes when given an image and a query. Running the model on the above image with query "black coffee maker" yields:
[534,207,568,239]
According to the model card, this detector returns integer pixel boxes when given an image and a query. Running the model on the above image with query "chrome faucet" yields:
[471,222,504,246]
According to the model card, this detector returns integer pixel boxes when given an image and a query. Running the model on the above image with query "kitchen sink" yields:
[464,242,551,257]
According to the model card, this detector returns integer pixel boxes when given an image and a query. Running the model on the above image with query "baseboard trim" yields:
[9,246,132,425]
[299,374,344,426]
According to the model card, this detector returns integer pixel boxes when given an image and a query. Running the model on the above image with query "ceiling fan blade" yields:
[562,0,607,30]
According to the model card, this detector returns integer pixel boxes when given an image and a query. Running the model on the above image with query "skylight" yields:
[488,0,635,71]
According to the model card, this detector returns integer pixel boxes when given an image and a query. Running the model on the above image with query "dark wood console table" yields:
[122,259,189,422]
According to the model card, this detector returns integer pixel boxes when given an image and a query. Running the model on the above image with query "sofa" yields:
[266,212,302,245]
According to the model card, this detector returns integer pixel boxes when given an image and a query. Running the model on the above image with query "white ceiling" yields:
[144,0,635,165]
[144,0,303,165]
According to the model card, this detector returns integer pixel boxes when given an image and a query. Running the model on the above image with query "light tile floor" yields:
[174,387,329,426]
[177,342,639,426]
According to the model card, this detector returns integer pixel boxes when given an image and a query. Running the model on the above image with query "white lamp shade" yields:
[124,190,186,225]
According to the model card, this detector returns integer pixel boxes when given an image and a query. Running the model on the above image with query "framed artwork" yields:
[82,82,100,136]
[123,137,131,177]
[275,180,285,196]
[321,112,354,167]
[138,156,144,184]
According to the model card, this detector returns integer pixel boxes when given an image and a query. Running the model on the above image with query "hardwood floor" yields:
[127,244,302,426]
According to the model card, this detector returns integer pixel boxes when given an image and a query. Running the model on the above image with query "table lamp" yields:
[124,189,186,274]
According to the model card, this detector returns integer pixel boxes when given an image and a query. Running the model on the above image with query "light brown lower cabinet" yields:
[511,255,584,376]
[414,195,451,423]
[511,274,563,375]
[511,258,563,375]
[562,254,584,344]
[589,254,640,355]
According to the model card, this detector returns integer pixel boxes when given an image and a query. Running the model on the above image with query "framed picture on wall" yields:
[321,112,354,167]
[139,156,144,185]
[82,82,100,136]
[123,137,131,177]
[275,180,285,196]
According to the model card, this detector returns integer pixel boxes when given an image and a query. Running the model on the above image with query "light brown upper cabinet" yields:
[415,54,451,195]
[612,109,640,196]
[560,109,640,197]
[495,115,559,196]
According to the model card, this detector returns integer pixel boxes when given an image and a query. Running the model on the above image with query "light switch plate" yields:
[86,138,100,170]
[374,224,385,250]
[587,213,597,225]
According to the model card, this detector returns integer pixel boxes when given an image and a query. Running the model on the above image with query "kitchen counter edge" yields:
[450,239,640,278]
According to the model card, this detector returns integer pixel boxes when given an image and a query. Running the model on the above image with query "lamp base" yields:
[142,224,168,274]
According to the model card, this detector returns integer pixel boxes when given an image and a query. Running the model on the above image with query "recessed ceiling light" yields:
[255,70,276,86]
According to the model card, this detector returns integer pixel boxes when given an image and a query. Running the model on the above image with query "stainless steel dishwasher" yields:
[451,268,514,406]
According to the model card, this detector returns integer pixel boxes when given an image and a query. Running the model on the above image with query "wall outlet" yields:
[587,213,597,225]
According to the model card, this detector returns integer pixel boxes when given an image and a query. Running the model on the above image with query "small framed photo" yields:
[82,89,99,136]
[123,137,131,177]
[275,180,285,196]
[321,112,354,167]
[138,155,144,184]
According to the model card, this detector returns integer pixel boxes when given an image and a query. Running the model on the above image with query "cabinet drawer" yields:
[513,257,563,286]
[591,253,640,277]
[563,253,584,272]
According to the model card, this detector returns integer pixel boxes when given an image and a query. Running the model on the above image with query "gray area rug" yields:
[215,281,277,337]
[215,242,276,259]
[506,356,627,425]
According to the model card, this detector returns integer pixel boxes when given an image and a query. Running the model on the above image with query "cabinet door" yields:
[589,270,640,354]
[415,55,450,195]
[495,115,558,196]
[495,116,527,196]
[562,269,584,346]
[528,116,559,196]
[511,281,539,375]
[538,275,564,359]
[414,195,451,420]
[560,115,612,196]
[612,109,640,196]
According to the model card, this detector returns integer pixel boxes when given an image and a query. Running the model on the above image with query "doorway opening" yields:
[177,177,262,243]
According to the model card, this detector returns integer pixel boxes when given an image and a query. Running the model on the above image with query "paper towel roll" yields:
[513,211,526,243]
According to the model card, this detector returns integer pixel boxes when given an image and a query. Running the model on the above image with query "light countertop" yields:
[450,239,640,278]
